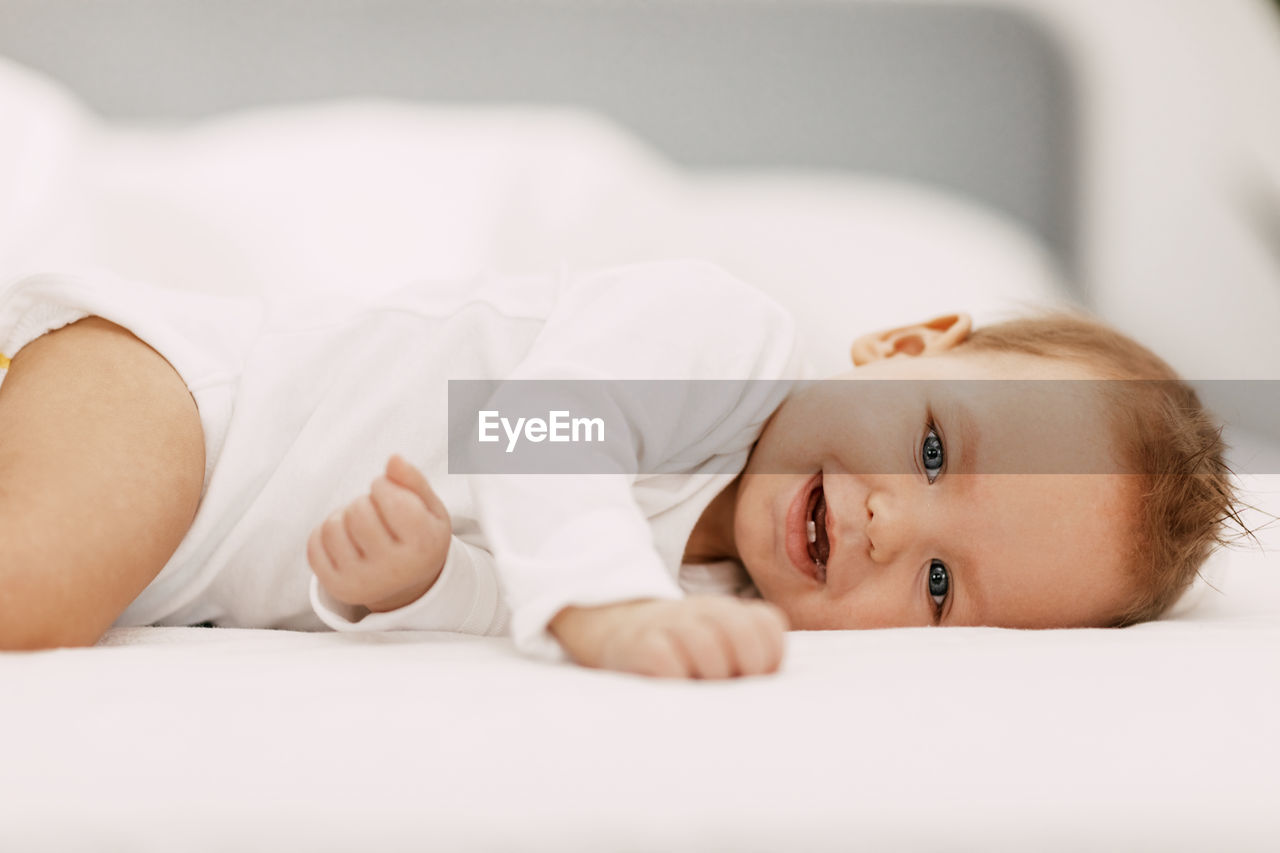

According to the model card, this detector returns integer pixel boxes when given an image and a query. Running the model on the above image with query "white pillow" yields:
[555,171,1073,376]
[32,100,675,299]
[4,83,1071,377]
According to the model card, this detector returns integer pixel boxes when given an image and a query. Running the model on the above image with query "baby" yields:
[0,261,1239,678]
[299,269,1240,679]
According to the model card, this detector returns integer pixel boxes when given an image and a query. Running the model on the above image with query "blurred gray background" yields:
[3,0,1278,435]
[0,0,1078,276]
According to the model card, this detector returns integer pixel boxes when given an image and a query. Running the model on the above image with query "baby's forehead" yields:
[951,470,1140,628]
[816,372,1122,474]
[954,384,1117,469]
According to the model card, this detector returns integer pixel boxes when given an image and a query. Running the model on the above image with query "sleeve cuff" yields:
[509,567,685,664]
[474,501,689,663]
[310,536,509,635]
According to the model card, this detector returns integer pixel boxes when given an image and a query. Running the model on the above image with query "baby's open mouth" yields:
[805,478,830,582]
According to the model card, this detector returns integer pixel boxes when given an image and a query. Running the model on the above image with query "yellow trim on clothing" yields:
[0,353,9,370]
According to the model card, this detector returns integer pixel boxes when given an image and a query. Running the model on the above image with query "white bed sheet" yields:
[3,533,1277,853]
[2,59,1278,852]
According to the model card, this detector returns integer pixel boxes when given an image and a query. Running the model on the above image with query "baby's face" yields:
[735,347,1137,630]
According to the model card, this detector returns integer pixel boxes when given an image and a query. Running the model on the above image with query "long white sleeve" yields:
[310,535,510,635]
[464,260,799,661]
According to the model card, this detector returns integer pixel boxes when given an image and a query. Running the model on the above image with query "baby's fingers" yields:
[307,519,365,607]
[320,509,363,564]
[673,619,734,680]
[341,496,394,559]
[385,454,448,521]
[306,526,336,577]
[684,601,787,678]
[370,475,438,545]
[732,603,788,675]
[627,631,692,679]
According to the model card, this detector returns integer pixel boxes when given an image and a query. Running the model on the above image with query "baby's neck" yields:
[682,476,741,565]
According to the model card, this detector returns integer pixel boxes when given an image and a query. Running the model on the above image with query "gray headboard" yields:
[0,0,1077,276]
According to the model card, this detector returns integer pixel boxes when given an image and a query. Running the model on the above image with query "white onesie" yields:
[0,260,806,660]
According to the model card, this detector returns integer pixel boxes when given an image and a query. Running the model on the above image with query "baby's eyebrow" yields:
[948,398,980,476]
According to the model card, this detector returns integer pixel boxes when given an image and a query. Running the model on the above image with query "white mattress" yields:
[1,59,1277,851]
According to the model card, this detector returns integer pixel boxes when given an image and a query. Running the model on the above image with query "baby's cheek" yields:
[755,588,837,631]
[733,484,775,564]
[784,586,920,631]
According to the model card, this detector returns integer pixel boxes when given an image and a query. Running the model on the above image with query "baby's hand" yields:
[307,454,452,613]
[549,597,788,679]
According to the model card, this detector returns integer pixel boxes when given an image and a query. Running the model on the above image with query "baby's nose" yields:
[866,487,930,565]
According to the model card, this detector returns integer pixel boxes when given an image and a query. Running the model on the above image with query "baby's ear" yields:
[849,314,972,366]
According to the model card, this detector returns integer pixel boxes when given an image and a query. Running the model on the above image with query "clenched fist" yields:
[307,454,452,613]
[550,596,789,679]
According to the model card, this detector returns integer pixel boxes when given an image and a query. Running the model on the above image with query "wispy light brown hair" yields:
[961,312,1246,626]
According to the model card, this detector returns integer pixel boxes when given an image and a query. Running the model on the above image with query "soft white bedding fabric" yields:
[1,58,1277,851]
[3,570,1277,852]
[0,55,1069,378]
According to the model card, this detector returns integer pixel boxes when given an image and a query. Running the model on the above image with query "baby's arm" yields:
[463,261,800,677]
[550,597,788,679]
[306,454,451,613]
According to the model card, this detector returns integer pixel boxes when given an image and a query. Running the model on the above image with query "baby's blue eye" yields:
[922,429,944,483]
[928,559,950,612]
